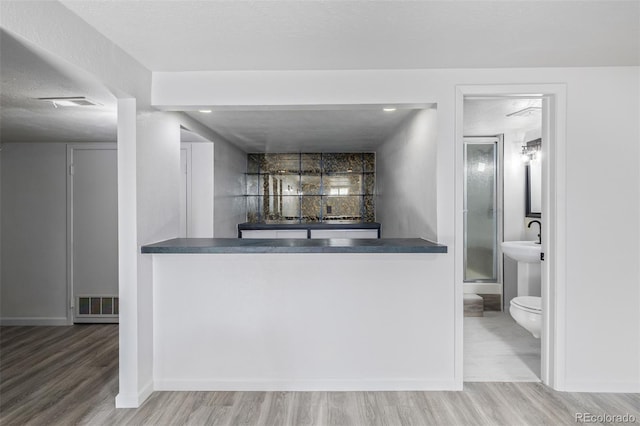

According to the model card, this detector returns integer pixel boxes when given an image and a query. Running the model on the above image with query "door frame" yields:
[455,84,567,389]
[179,143,193,238]
[66,142,118,325]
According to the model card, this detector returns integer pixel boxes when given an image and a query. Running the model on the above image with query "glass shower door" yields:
[464,138,501,282]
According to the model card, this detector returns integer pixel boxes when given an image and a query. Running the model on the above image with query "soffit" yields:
[185,107,422,152]
[60,1,640,72]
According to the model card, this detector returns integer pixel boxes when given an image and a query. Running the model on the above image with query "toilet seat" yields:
[511,296,541,313]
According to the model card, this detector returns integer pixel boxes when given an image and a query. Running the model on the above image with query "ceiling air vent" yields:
[37,96,102,107]
[506,106,541,117]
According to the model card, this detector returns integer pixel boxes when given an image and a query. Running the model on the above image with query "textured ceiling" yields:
[0,30,117,143]
[3,1,637,147]
[464,98,542,138]
[185,107,423,152]
[61,1,639,71]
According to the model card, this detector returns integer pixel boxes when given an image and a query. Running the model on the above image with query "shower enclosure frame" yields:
[463,135,504,291]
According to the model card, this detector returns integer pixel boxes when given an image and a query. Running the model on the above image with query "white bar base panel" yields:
[152,253,455,392]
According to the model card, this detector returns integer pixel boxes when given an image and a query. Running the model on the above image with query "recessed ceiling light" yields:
[38,96,101,108]
[199,109,212,113]
[383,107,397,112]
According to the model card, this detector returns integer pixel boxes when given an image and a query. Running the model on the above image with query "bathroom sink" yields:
[501,241,541,263]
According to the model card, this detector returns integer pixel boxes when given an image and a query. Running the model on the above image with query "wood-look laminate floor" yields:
[1,325,638,426]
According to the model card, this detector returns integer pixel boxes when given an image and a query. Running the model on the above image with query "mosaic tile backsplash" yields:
[246,153,375,223]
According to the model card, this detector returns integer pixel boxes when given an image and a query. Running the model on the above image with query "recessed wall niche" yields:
[245,153,375,223]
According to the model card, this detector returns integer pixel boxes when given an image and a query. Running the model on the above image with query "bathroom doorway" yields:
[456,84,568,389]
[456,84,566,387]
[460,93,552,383]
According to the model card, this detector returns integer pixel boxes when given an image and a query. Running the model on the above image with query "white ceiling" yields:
[464,98,542,139]
[2,1,638,147]
[0,30,117,143]
[60,0,639,71]
[185,107,422,152]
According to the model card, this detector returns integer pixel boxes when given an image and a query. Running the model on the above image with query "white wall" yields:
[376,108,438,240]
[136,112,181,245]
[212,135,247,237]
[133,110,181,406]
[153,67,640,392]
[502,132,526,305]
[502,128,542,305]
[503,132,527,241]
[175,114,247,237]
[0,143,68,324]
[180,142,214,237]
[562,70,639,391]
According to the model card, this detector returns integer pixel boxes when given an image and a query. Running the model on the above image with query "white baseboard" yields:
[562,381,640,393]
[154,379,459,392]
[0,317,69,326]
[115,381,153,408]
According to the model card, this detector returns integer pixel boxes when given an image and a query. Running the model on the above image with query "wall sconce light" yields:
[521,138,542,163]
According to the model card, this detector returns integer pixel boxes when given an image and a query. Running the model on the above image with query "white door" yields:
[68,144,118,323]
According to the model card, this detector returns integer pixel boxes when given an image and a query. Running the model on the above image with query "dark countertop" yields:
[141,238,447,254]
[238,222,381,230]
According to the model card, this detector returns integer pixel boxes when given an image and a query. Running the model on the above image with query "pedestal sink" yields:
[501,240,541,263]
[501,240,542,298]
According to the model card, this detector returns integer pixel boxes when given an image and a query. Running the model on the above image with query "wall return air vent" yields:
[76,295,119,323]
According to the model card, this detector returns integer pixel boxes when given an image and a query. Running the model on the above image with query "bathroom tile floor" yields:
[464,311,541,382]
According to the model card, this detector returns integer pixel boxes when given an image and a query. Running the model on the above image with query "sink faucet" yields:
[528,220,542,244]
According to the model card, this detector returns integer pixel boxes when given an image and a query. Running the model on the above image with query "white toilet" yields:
[509,296,542,338]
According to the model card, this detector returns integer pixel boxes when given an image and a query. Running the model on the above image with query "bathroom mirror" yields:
[525,154,542,218]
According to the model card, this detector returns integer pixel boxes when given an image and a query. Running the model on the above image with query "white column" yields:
[116,98,151,407]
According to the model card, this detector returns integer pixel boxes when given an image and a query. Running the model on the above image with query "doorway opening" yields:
[67,143,118,324]
[463,98,542,382]
[179,126,215,238]
[456,84,568,390]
